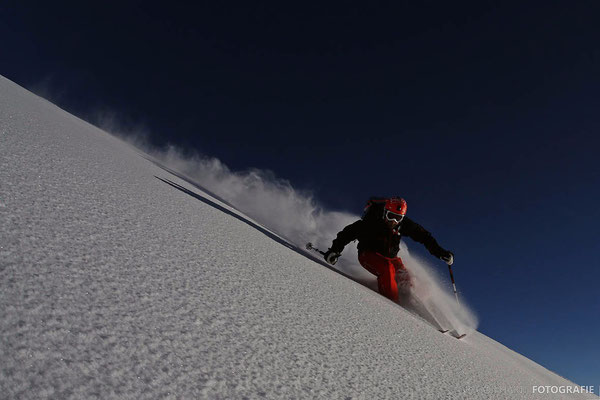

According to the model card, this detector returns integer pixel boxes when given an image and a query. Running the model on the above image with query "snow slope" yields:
[0,75,593,399]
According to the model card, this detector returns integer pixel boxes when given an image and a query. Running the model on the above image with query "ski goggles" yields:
[385,210,405,223]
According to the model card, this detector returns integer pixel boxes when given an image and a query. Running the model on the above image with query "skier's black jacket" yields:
[330,217,447,259]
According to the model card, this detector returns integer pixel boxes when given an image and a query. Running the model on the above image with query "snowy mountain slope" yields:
[0,75,593,399]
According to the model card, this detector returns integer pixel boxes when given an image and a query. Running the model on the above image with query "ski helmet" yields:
[383,197,407,224]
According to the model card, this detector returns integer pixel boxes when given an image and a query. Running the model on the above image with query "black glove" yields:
[324,249,341,265]
[440,250,454,266]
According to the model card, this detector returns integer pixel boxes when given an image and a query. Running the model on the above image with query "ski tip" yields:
[447,330,466,339]
[439,329,465,339]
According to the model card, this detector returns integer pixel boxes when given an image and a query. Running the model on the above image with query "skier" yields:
[323,197,454,303]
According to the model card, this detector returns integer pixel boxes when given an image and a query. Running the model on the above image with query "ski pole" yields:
[447,264,460,306]
[305,242,326,256]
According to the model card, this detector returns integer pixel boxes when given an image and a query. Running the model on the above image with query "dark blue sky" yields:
[2,1,599,387]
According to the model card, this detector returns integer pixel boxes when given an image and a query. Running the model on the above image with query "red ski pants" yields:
[358,251,413,303]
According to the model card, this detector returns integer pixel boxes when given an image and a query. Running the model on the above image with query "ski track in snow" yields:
[0,75,595,399]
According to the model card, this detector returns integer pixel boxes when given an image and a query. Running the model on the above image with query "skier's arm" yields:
[401,217,450,259]
[330,220,363,254]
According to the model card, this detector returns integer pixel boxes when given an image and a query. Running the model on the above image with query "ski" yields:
[406,294,454,334]
[448,330,466,339]
[408,293,467,339]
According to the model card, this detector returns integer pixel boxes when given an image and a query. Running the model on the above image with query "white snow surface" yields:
[0,75,592,399]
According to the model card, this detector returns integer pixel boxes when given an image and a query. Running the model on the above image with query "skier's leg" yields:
[391,256,413,306]
[392,257,413,294]
[358,252,398,302]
